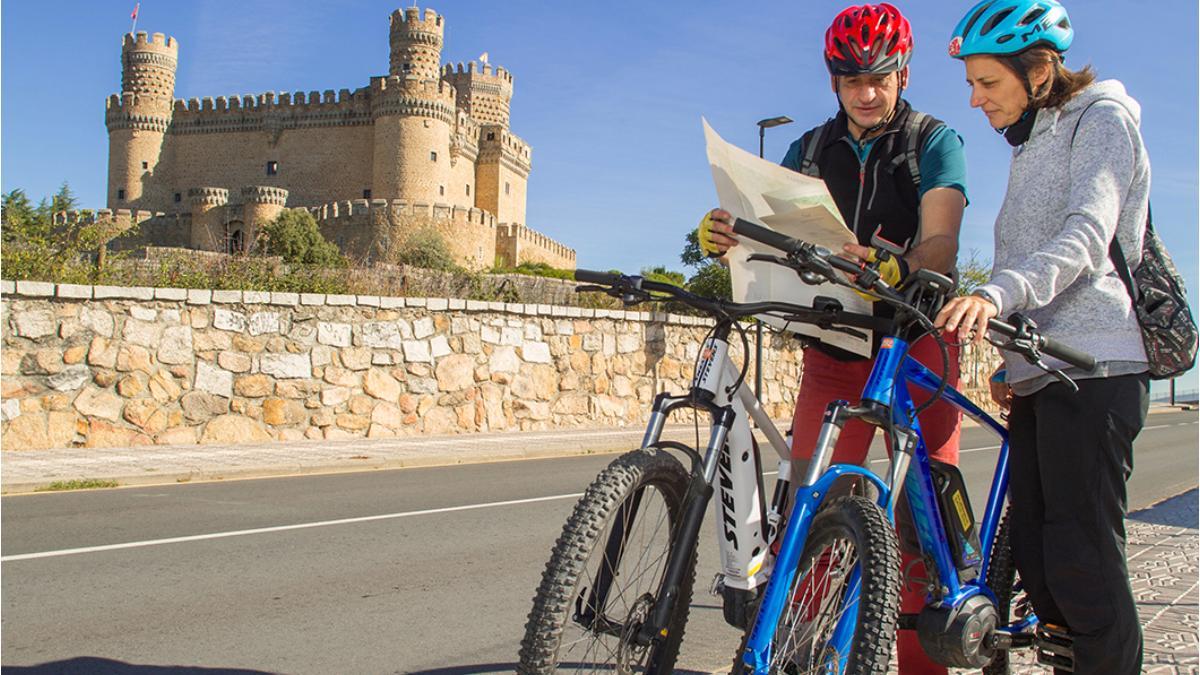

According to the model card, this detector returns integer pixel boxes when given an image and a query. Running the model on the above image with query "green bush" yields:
[392,227,459,272]
[257,209,345,267]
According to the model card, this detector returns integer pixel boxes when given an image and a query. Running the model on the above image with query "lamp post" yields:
[754,116,794,400]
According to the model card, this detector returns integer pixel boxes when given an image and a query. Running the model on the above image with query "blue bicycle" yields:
[518,218,1091,674]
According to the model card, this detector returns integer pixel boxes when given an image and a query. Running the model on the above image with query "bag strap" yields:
[799,119,832,178]
[1071,99,1142,306]
[905,111,929,189]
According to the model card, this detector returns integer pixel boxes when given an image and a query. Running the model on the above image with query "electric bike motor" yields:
[916,593,999,668]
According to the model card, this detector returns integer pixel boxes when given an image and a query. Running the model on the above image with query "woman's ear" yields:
[1029,60,1053,92]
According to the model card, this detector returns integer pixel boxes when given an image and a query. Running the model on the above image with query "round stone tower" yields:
[389,7,444,80]
[240,186,289,244]
[106,31,178,210]
[372,7,455,204]
[188,187,229,251]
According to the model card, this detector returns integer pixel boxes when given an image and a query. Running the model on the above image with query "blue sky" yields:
[3,1,1197,392]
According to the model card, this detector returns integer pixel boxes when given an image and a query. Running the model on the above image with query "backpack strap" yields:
[1070,99,1144,305]
[799,119,833,178]
[884,111,943,190]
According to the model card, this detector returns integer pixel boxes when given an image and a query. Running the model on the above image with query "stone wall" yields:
[0,281,807,451]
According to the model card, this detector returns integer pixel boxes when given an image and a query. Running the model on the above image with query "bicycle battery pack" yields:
[929,460,982,576]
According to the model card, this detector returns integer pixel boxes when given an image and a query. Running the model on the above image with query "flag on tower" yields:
[131,3,139,20]
[479,52,489,65]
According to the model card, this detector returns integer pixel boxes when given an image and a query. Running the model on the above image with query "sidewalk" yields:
[0,404,1184,495]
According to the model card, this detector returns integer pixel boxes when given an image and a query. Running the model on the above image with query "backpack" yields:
[798,109,944,192]
[1072,103,1199,379]
[1108,209,1198,379]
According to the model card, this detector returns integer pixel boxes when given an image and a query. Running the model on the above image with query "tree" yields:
[257,209,345,267]
[679,228,732,299]
[686,262,732,300]
[956,248,992,296]
[391,226,458,272]
[641,265,685,287]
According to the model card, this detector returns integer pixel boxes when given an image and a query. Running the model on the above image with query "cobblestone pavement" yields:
[936,489,1199,675]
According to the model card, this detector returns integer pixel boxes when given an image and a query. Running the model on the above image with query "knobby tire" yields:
[518,446,696,674]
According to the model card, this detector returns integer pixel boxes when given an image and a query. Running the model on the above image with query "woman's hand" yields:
[934,294,998,345]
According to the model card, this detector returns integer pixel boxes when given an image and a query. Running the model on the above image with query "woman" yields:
[935,1,1150,673]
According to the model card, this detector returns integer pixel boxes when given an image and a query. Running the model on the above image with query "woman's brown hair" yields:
[1000,46,1095,110]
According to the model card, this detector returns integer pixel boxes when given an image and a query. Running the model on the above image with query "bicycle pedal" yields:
[1035,623,1075,672]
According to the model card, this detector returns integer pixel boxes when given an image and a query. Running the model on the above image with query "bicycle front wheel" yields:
[736,495,901,675]
[518,446,696,674]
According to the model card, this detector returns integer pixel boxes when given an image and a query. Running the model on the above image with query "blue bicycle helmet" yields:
[948,0,1073,59]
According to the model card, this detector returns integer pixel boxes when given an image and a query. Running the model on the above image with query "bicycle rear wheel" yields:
[735,495,900,674]
[984,507,1028,675]
[518,446,696,674]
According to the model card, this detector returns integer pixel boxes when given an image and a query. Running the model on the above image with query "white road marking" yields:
[7,421,1193,563]
[0,492,583,563]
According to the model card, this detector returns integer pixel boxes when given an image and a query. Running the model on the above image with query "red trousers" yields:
[790,335,961,675]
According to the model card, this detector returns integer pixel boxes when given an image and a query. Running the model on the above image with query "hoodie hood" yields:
[1031,79,1142,141]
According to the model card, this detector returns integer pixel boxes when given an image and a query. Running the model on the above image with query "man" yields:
[701,5,967,674]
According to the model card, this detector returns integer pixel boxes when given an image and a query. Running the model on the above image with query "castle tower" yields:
[372,8,455,204]
[106,32,178,210]
[389,7,444,80]
[188,187,229,251]
[442,61,514,129]
[475,128,532,226]
[239,186,289,251]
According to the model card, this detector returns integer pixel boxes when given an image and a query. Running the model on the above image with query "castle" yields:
[101,7,575,270]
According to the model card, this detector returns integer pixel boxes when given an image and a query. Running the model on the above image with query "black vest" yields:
[793,99,945,360]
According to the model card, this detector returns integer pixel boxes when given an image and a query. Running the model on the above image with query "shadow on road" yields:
[406,665,712,674]
[1128,488,1198,528]
[1,658,273,674]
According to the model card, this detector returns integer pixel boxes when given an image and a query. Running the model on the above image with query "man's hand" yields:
[841,244,909,301]
[699,209,738,258]
[935,293,998,345]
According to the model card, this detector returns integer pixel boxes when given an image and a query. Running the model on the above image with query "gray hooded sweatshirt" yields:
[976,80,1150,393]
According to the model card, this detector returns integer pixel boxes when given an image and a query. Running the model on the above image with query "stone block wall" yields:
[0,281,807,451]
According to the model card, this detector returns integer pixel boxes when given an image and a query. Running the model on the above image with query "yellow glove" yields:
[853,250,909,302]
[698,211,726,258]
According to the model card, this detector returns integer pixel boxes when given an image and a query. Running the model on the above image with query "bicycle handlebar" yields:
[985,319,1096,372]
[726,215,1098,373]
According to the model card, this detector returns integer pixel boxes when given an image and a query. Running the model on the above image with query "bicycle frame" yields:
[742,333,1018,673]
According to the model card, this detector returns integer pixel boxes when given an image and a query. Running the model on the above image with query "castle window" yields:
[439,185,445,196]
[363,189,372,200]
[174,192,182,203]
[117,189,126,200]
[487,132,496,141]
[505,182,511,195]
[266,161,278,176]
[403,63,412,73]
[466,185,470,196]
[430,151,437,162]
[141,161,149,170]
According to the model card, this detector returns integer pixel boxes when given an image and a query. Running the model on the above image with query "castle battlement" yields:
[122,31,178,55]
[443,61,515,85]
[188,187,229,207]
[370,75,456,103]
[498,223,574,260]
[241,186,289,206]
[389,7,444,35]
[311,199,497,229]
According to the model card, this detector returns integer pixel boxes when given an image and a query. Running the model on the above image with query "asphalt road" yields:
[2,409,1196,674]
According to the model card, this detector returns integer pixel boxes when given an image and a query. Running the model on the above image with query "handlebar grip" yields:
[987,319,1096,371]
[574,269,622,286]
[731,218,801,254]
[1038,336,1096,372]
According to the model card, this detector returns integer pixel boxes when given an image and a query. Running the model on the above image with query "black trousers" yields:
[1007,373,1149,675]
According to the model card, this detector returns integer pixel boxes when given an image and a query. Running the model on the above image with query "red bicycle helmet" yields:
[825,3,914,75]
